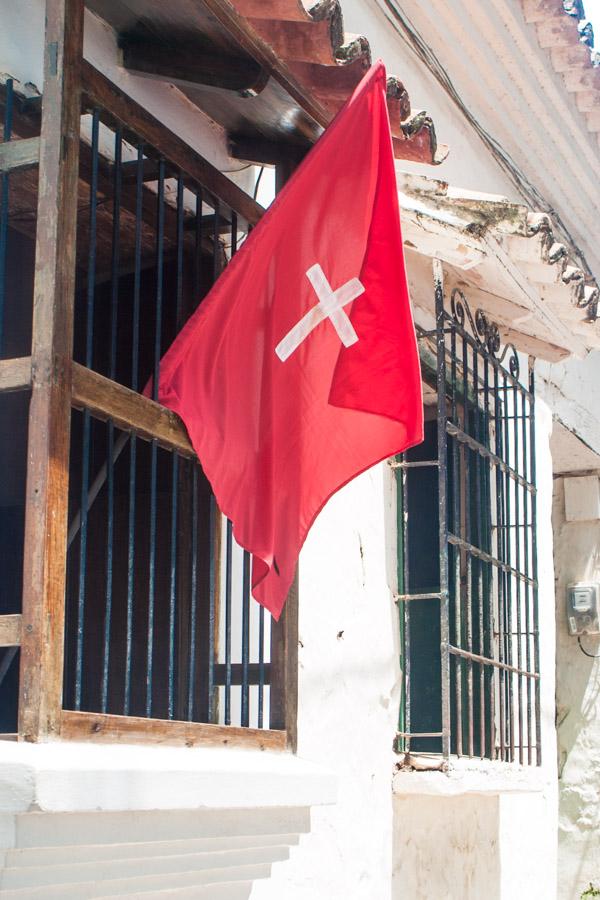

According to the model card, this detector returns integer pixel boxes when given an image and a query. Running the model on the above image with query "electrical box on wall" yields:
[567,583,600,636]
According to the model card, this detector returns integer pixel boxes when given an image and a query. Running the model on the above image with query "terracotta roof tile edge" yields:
[232,0,447,165]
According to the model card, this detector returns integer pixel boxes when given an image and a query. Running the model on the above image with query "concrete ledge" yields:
[393,756,550,797]
[0,741,337,814]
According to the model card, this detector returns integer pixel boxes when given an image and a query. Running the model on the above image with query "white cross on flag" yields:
[275,264,364,362]
[156,62,424,619]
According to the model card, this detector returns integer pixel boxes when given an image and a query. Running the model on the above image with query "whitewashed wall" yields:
[250,462,401,899]
[340,0,520,199]
[553,476,600,900]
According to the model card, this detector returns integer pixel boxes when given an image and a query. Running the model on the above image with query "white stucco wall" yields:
[340,0,520,200]
[538,355,600,460]
[553,474,600,900]
[250,462,401,899]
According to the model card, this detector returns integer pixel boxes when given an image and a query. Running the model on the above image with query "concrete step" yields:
[0,845,290,889]
[95,883,254,899]
[14,806,310,849]
[5,832,300,868]
[0,861,272,897]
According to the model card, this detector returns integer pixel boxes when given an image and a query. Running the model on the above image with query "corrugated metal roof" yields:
[522,0,600,149]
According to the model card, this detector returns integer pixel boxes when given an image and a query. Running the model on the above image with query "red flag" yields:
[157,61,423,619]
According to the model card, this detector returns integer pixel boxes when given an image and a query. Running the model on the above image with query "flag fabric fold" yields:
[157,61,424,620]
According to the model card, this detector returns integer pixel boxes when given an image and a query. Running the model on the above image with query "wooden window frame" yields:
[0,0,298,750]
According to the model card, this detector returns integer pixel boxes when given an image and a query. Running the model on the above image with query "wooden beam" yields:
[81,61,265,227]
[122,40,268,96]
[71,363,195,458]
[0,137,40,174]
[229,136,308,166]
[199,0,329,127]
[60,709,287,751]
[119,158,178,183]
[0,357,31,393]
[19,0,84,743]
[0,615,22,647]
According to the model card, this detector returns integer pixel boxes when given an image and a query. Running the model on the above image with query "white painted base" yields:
[0,740,337,817]
[393,785,556,900]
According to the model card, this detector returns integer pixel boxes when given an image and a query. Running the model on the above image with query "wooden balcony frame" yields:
[1,0,298,750]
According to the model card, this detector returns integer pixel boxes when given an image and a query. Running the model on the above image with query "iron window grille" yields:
[62,108,277,731]
[394,261,540,765]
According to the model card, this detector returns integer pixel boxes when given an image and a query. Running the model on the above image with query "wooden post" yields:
[269,576,298,750]
[19,0,83,741]
[269,157,299,749]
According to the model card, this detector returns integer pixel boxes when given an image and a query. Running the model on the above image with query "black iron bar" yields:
[193,189,203,308]
[131,144,144,393]
[448,644,539,679]
[473,338,485,759]
[513,378,524,764]
[207,494,216,723]
[258,605,265,728]
[402,462,411,748]
[443,322,528,394]
[502,372,515,761]
[390,460,440,469]
[168,453,179,719]
[449,305,462,757]
[434,260,451,760]
[483,354,495,759]
[187,466,199,721]
[395,453,407,753]
[522,387,533,765]
[146,440,158,718]
[213,199,221,282]
[176,175,185,330]
[167,175,185,721]
[75,109,100,712]
[530,365,541,765]
[241,550,251,727]
[152,159,166,402]
[123,144,144,715]
[446,533,535,586]
[100,128,123,713]
[224,519,233,725]
[124,435,136,716]
[102,419,115,714]
[462,325,474,758]
[493,360,507,760]
[146,159,166,718]
[396,731,444,738]
[0,78,13,357]
[446,423,534,492]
